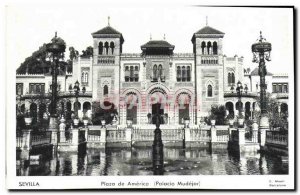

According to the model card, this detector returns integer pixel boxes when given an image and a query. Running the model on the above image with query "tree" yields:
[205,104,227,125]
[69,46,79,61]
[80,46,93,58]
[255,93,288,131]
[92,101,118,125]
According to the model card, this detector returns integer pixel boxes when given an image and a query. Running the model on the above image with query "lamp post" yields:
[236,81,244,116]
[252,31,271,146]
[152,103,164,175]
[73,80,80,119]
[46,32,66,130]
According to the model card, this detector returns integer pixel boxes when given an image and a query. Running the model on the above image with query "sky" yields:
[6,5,294,74]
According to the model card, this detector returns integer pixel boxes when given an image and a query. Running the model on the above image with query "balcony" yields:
[224,91,258,98]
[97,56,115,65]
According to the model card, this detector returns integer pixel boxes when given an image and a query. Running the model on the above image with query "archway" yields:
[245,102,251,119]
[281,103,288,117]
[177,93,190,124]
[66,102,72,120]
[125,93,138,124]
[39,103,47,120]
[225,102,234,115]
[148,88,167,124]
[30,103,37,124]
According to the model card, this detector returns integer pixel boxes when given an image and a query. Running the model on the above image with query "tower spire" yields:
[150,33,152,40]
[206,16,208,26]
[163,34,166,40]
[108,16,110,26]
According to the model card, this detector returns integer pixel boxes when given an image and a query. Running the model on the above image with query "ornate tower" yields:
[91,21,124,109]
[191,25,225,122]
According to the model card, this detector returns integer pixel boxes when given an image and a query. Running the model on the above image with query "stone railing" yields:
[190,127,210,142]
[87,130,101,142]
[30,131,52,147]
[106,129,126,142]
[266,131,288,147]
[132,126,183,142]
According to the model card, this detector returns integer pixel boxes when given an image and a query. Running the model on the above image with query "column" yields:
[211,126,217,143]
[238,127,245,145]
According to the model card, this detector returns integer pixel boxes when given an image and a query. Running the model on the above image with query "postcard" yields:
[6,4,295,190]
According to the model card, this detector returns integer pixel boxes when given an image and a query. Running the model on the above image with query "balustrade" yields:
[266,131,288,146]
[30,131,52,146]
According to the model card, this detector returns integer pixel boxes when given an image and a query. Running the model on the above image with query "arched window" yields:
[110,42,115,55]
[207,42,212,55]
[98,42,103,55]
[228,73,232,84]
[81,72,85,83]
[201,41,206,54]
[158,64,163,80]
[134,66,139,82]
[153,65,158,81]
[177,66,181,82]
[125,66,129,82]
[182,66,186,82]
[85,72,88,83]
[187,66,191,81]
[130,66,134,82]
[104,42,109,55]
[103,85,108,95]
[213,41,218,55]
[232,73,235,84]
[207,84,213,97]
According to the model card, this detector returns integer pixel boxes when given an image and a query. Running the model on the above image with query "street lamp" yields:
[73,80,80,119]
[252,31,272,145]
[236,81,244,116]
[46,32,66,130]
[152,103,164,175]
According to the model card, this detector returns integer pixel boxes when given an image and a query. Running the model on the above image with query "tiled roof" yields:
[92,26,122,35]
[250,67,273,76]
[194,26,224,35]
[92,26,124,43]
[141,40,175,48]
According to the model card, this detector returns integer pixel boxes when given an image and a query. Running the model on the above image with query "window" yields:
[125,65,139,82]
[272,83,288,93]
[104,42,109,55]
[16,83,23,95]
[177,66,181,82]
[177,65,191,82]
[201,41,206,55]
[98,42,103,55]
[125,66,130,82]
[29,83,45,94]
[228,72,235,85]
[213,41,218,55]
[103,85,108,95]
[134,66,139,82]
[187,66,191,81]
[284,84,288,93]
[207,84,213,97]
[207,42,212,55]
[158,65,163,80]
[130,66,134,82]
[110,42,115,55]
[153,65,158,81]
[272,84,276,93]
[182,66,186,82]
[81,70,89,85]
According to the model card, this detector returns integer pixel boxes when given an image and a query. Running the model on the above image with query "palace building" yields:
[16,23,289,125]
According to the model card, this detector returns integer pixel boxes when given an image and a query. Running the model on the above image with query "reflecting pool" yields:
[16,147,288,176]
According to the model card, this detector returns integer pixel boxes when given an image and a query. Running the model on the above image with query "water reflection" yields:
[16,147,288,176]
